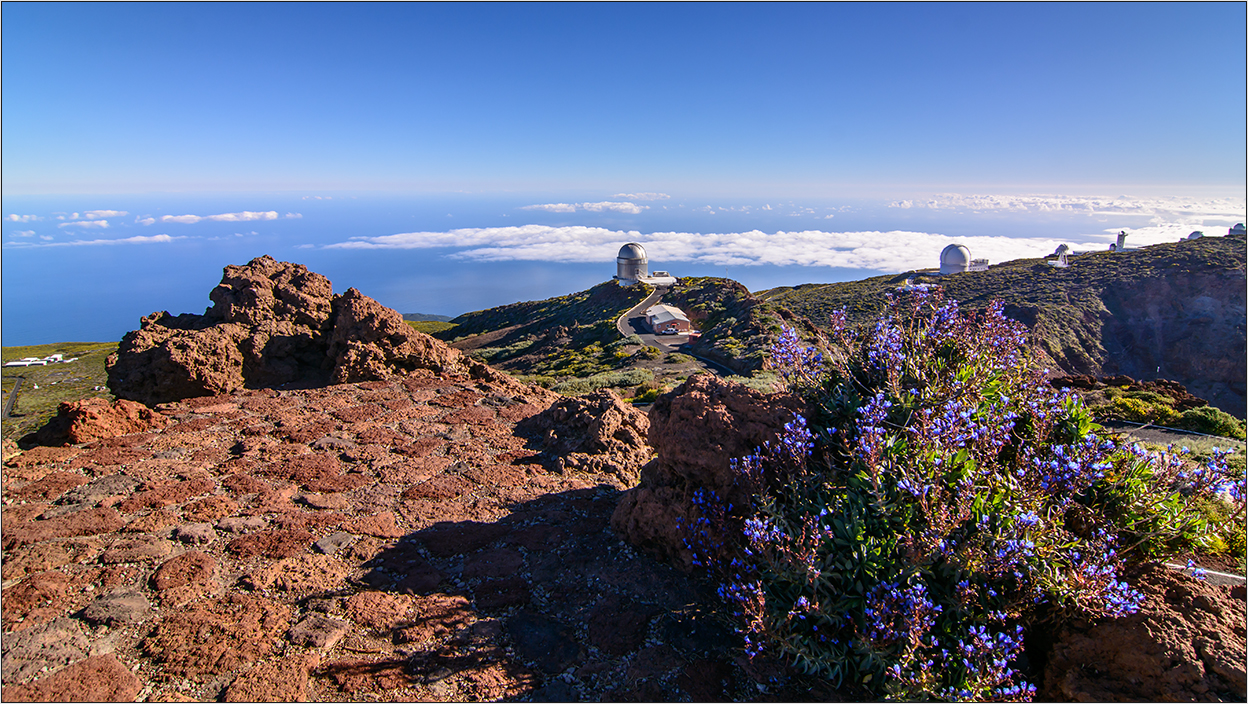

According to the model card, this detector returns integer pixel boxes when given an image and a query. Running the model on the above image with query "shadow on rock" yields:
[349,486,747,702]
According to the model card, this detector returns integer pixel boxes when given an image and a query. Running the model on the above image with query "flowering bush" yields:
[684,288,1246,701]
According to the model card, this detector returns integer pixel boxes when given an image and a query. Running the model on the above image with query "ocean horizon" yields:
[3,190,1244,346]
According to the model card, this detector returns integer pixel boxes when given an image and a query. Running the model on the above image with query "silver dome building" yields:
[939,244,972,275]
[615,243,649,284]
[938,243,989,275]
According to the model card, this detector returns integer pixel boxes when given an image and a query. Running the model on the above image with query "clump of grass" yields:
[551,368,655,396]
[406,320,458,335]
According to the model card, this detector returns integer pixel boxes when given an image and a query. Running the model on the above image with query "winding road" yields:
[616,288,735,375]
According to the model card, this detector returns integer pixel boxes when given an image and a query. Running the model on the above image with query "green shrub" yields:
[631,388,661,403]
[406,320,458,335]
[636,346,663,360]
[722,372,780,394]
[550,368,654,396]
[665,353,695,364]
[1091,396,1180,425]
[1124,390,1176,406]
[607,334,644,350]
[1176,406,1247,439]
[684,290,1243,701]
[466,338,534,363]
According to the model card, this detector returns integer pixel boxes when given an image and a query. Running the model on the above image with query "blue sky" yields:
[2,4,1245,345]
[3,3,1244,195]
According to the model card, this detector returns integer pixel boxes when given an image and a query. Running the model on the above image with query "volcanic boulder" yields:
[611,374,804,569]
[328,287,467,384]
[106,256,470,406]
[1041,562,1247,701]
[28,397,170,446]
[517,389,652,482]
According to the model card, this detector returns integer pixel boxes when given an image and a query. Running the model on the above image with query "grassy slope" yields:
[2,342,118,441]
[759,233,1247,375]
[661,277,821,375]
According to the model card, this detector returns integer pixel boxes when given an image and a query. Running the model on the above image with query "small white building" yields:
[939,244,989,275]
[645,304,690,334]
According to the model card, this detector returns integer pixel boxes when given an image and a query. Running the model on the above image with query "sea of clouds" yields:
[5,193,1244,274]
[320,193,1244,273]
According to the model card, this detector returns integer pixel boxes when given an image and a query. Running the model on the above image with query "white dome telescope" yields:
[616,242,649,282]
[940,244,972,275]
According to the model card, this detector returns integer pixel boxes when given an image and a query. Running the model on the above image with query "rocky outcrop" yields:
[328,288,467,384]
[611,374,804,569]
[107,256,471,406]
[516,389,652,482]
[0,371,749,702]
[1051,374,1211,410]
[1099,273,1247,416]
[1041,563,1247,701]
[26,398,170,447]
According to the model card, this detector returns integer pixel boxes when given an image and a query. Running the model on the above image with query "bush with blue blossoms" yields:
[682,288,1245,701]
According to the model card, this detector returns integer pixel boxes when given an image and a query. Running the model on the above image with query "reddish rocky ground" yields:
[5,372,1246,702]
[4,253,1243,702]
[0,371,771,702]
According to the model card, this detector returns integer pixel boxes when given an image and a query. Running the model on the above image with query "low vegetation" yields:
[684,288,1244,700]
[2,342,118,441]
[1090,388,1247,439]
[405,320,458,335]
[758,233,1247,386]
[435,279,804,399]
[663,277,821,375]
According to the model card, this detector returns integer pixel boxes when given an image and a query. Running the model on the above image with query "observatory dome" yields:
[939,244,972,275]
[618,243,647,261]
[616,242,649,283]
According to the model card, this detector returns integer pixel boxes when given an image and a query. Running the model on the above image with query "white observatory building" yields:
[939,244,989,275]
[615,243,676,286]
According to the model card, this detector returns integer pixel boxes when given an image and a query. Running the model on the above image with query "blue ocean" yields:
[3,191,1243,346]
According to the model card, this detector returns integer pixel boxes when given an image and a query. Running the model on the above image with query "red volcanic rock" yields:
[611,374,804,569]
[105,256,494,407]
[143,593,291,682]
[2,654,143,702]
[106,256,336,405]
[151,551,217,591]
[223,654,317,702]
[517,389,652,482]
[328,287,469,383]
[1042,563,1247,701]
[29,397,170,447]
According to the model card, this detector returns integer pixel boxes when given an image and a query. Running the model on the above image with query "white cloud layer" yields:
[6,234,181,248]
[57,220,109,229]
[611,192,670,201]
[323,224,1081,271]
[154,210,282,224]
[6,214,41,222]
[12,230,35,237]
[888,193,1244,219]
[83,210,127,219]
[521,201,648,215]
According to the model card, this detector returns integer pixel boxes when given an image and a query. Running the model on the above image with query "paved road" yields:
[615,288,736,375]
[2,376,23,418]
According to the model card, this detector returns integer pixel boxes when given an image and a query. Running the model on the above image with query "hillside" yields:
[434,278,823,398]
[760,233,1247,416]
